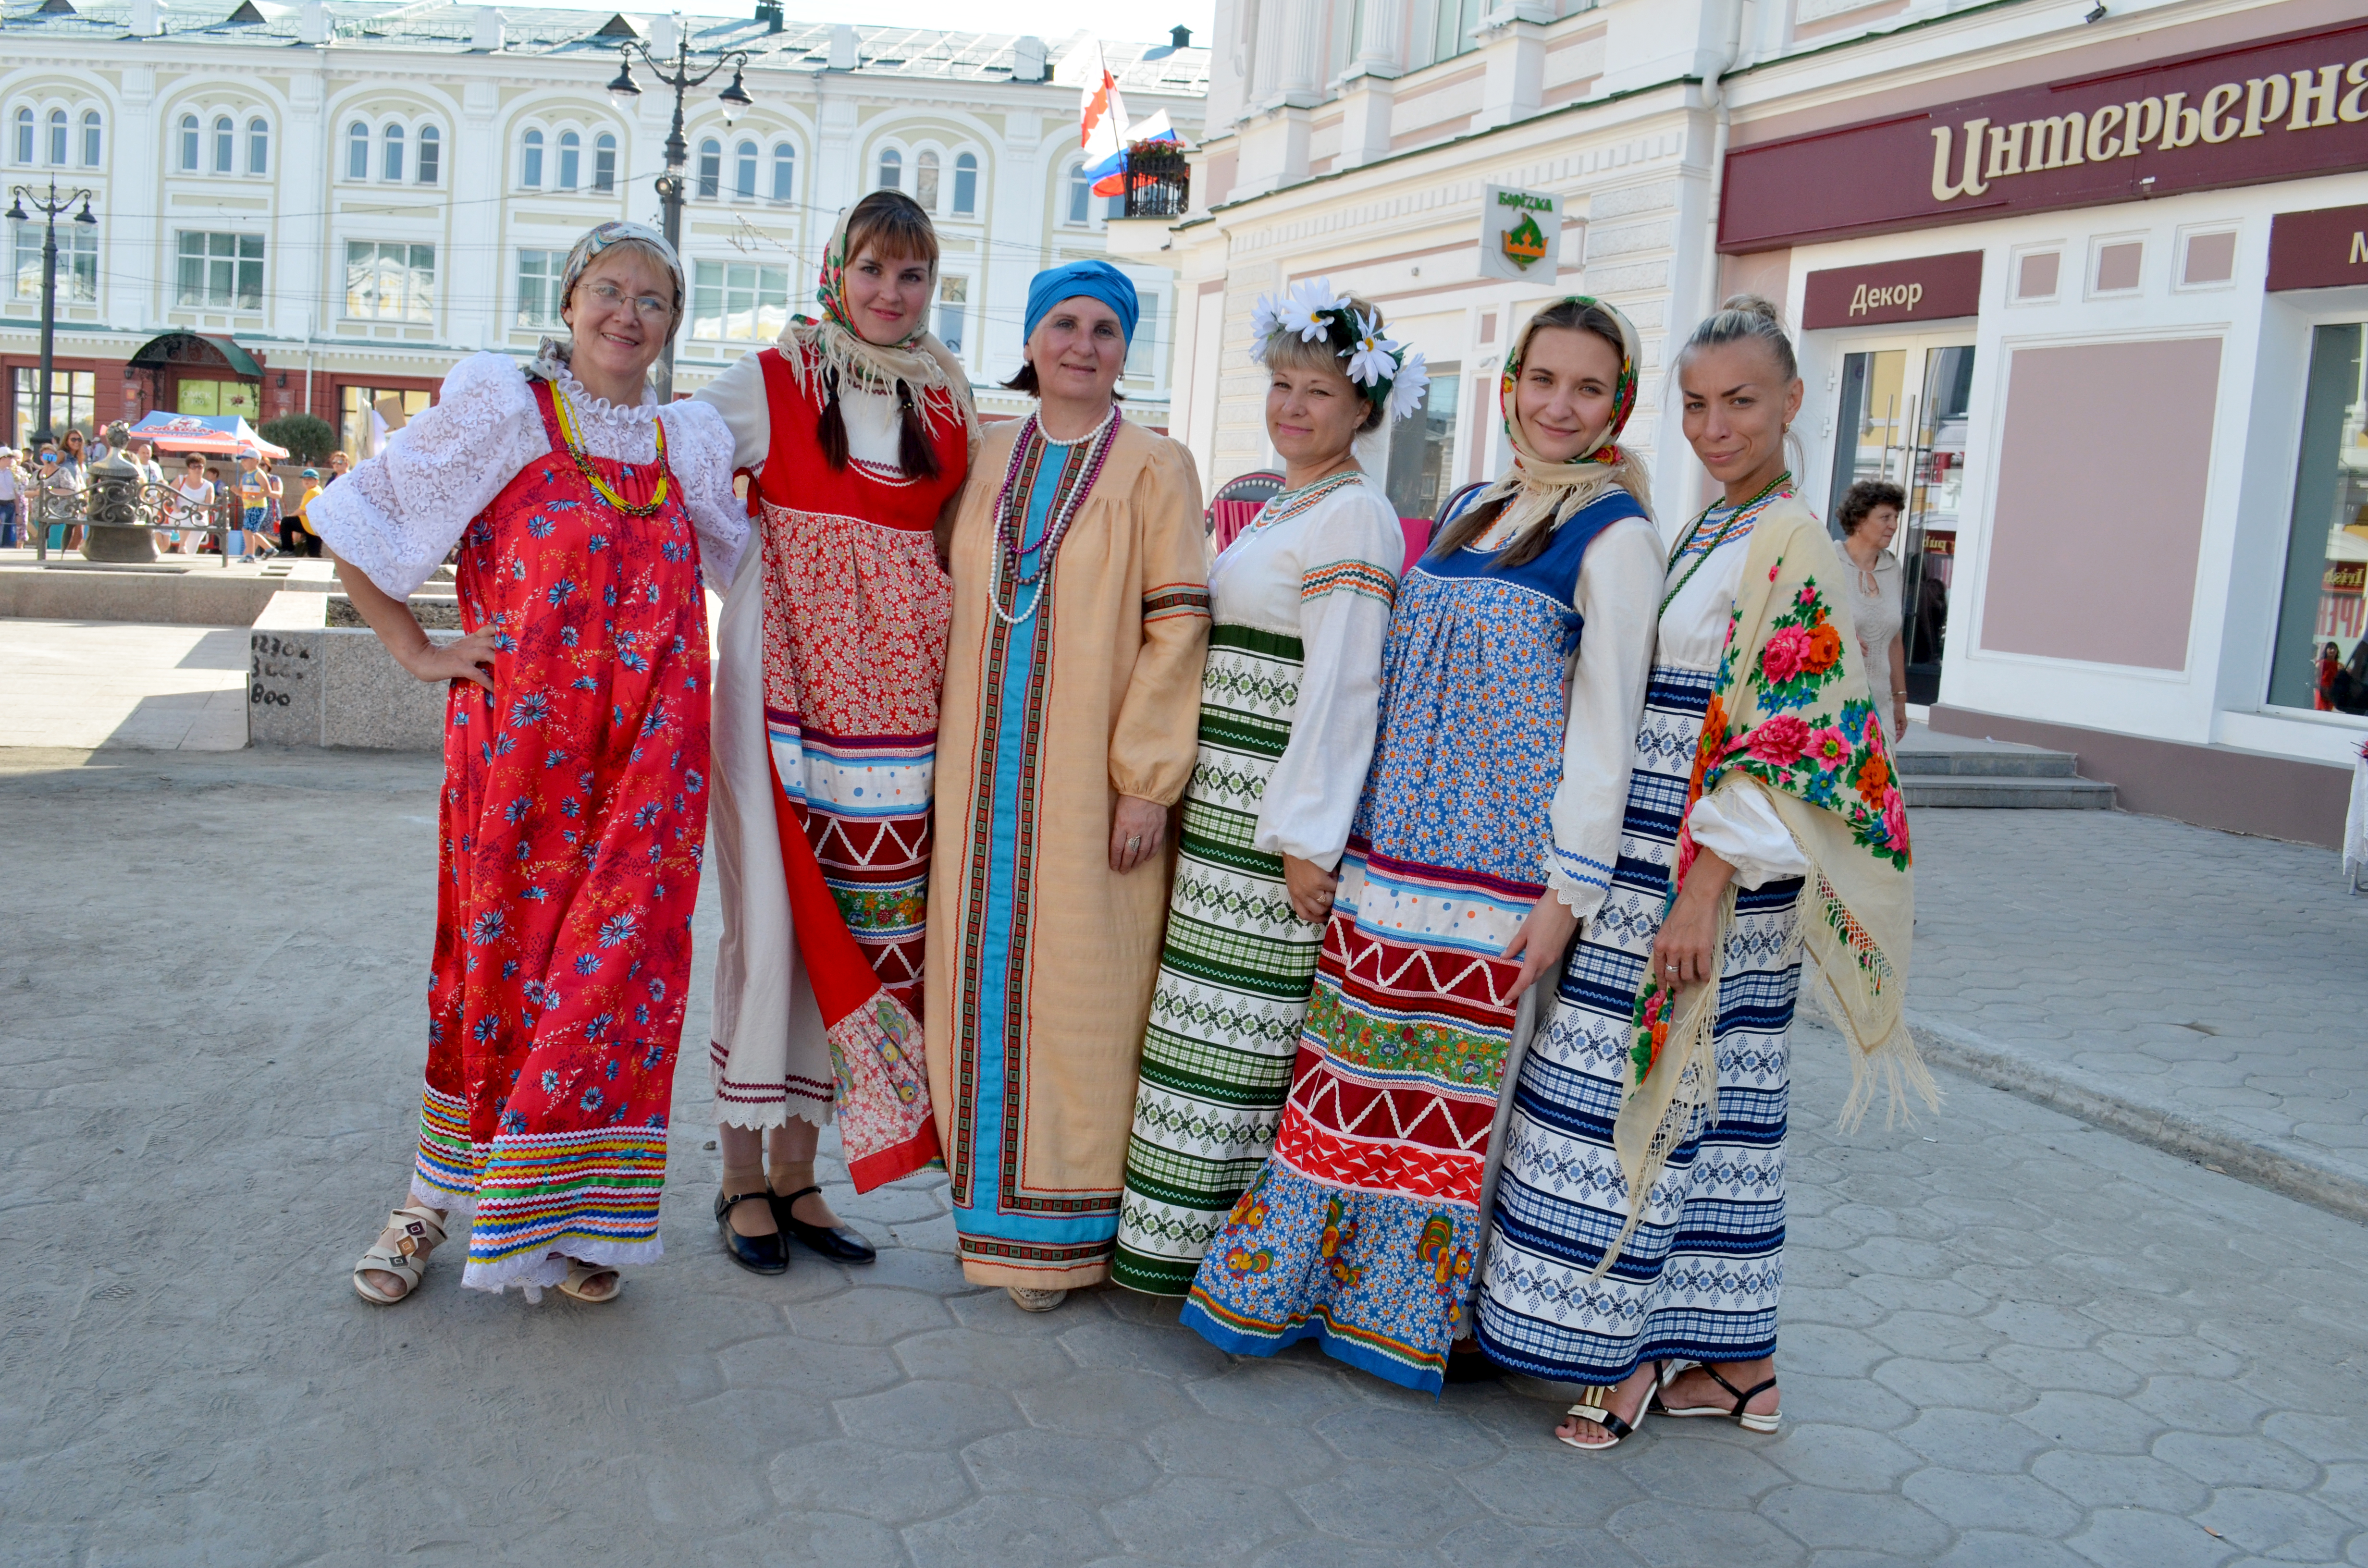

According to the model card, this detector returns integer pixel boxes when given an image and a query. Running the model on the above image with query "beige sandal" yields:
[1007,1286,1067,1313]
[556,1259,621,1303]
[352,1202,448,1305]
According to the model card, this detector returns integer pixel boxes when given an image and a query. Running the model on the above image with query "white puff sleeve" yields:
[655,398,749,593]
[1546,514,1663,920]
[306,353,545,601]
[1689,775,1810,888]
[1255,488,1405,868]
[690,346,773,473]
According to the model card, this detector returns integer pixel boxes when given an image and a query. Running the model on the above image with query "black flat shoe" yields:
[769,1185,876,1264]
[715,1189,789,1275]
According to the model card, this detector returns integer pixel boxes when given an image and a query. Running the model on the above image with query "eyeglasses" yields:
[582,281,672,321]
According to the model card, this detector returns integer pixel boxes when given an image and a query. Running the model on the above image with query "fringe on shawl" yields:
[776,324,979,450]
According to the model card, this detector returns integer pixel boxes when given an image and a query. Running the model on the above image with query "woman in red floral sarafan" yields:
[1473,294,1932,1451]
[314,221,747,1306]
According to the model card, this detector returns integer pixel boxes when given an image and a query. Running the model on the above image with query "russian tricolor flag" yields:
[1079,40,1182,197]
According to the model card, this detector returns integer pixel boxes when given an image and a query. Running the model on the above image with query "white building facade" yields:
[1138,0,2368,845]
[1,0,1207,451]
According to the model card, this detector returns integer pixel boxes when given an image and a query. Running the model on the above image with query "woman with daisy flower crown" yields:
[315,220,747,1307]
[1182,294,1664,1392]
[1111,282,1423,1297]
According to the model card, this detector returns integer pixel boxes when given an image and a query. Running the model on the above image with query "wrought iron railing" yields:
[1122,140,1191,220]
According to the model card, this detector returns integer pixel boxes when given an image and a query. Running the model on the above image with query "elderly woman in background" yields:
[315,220,746,1307]
[1836,478,1909,740]
[926,259,1210,1313]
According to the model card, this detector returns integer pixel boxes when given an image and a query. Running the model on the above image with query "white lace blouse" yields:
[307,352,748,602]
[1210,477,1404,870]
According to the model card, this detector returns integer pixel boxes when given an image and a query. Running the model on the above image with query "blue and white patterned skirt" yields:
[1474,663,1801,1384]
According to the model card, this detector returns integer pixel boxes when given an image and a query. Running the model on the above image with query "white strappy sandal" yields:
[352,1202,448,1305]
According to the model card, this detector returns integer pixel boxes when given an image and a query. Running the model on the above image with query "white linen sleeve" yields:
[658,399,750,594]
[1253,490,1405,869]
[1688,775,1810,888]
[1546,515,1665,920]
[305,353,544,600]
[690,347,773,474]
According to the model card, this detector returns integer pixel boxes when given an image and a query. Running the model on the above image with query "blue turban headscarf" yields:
[1024,260,1140,346]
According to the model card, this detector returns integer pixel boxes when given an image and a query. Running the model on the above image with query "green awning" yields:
[126,331,262,379]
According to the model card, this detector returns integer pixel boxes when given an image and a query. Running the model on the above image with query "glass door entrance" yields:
[1828,341,1976,706]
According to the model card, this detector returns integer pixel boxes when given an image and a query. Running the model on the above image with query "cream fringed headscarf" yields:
[1447,295,1653,552]
[1600,492,1934,1275]
[777,202,978,452]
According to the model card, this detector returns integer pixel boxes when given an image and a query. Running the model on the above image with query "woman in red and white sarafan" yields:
[317,222,746,1306]
[694,191,978,1274]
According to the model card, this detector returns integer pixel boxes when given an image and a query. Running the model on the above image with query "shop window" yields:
[696,138,720,199]
[952,152,978,216]
[2092,239,2143,294]
[345,240,435,322]
[348,121,370,181]
[13,368,99,441]
[915,149,939,212]
[2268,323,2368,715]
[82,110,102,168]
[516,248,566,328]
[339,384,432,460]
[690,258,789,342]
[2013,251,2060,302]
[770,143,794,202]
[247,117,268,175]
[593,133,617,194]
[734,140,757,200]
[877,148,901,192]
[173,378,258,418]
[521,128,543,189]
[2181,230,2236,287]
[1383,359,1461,520]
[417,126,440,186]
[936,275,967,354]
[557,130,580,192]
[175,229,264,310]
[12,218,97,302]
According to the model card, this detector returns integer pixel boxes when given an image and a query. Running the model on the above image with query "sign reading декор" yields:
[1480,185,1564,283]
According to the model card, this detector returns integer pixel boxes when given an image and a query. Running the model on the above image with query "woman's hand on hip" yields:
[1281,853,1339,925]
[1110,794,1168,874]
[1501,892,1579,1001]
[397,625,498,693]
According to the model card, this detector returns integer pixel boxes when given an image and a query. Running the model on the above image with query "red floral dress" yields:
[413,378,712,1294]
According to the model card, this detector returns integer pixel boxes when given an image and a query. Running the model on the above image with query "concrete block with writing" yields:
[247,588,456,750]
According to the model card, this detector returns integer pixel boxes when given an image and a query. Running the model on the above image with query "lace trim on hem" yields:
[459,1235,665,1299]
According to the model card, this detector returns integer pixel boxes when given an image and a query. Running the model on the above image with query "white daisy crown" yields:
[1250,277,1431,424]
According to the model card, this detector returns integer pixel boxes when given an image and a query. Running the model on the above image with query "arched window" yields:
[417,125,439,185]
[246,117,267,175]
[1065,163,1091,225]
[876,147,901,191]
[347,121,369,180]
[734,140,756,200]
[212,115,234,173]
[12,108,29,165]
[593,132,616,193]
[770,143,794,202]
[180,113,200,172]
[82,110,102,168]
[382,123,405,183]
[521,127,543,188]
[50,110,70,167]
[696,137,720,199]
[914,149,939,212]
[952,151,978,216]
[557,130,580,191]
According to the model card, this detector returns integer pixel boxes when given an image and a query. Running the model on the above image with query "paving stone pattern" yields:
[1907,809,2368,1193]
[4,751,2367,1566]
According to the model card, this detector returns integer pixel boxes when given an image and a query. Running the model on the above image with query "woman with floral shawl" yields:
[696,191,979,1276]
[1475,294,1930,1451]
[1183,296,1662,1392]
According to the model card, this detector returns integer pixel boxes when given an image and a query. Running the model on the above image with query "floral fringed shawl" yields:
[1604,493,1934,1272]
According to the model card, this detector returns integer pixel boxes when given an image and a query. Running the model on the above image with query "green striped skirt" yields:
[1113,622,1326,1296]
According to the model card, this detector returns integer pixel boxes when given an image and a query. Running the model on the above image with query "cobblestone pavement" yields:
[1907,809,2368,1209]
[0,620,248,750]
[5,750,2367,1567]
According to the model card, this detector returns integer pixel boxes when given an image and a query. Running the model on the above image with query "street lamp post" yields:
[607,32,752,401]
[6,178,99,445]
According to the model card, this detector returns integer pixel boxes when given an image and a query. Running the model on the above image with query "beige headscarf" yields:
[777,202,978,450]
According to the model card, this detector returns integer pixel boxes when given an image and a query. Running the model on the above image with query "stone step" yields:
[1903,774,2118,809]
[1893,746,2078,778]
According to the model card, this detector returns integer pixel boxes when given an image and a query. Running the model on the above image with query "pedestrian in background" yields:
[36,444,82,552]
[261,455,285,553]
[1837,478,1909,740]
[1185,295,1661,1393]
[281,466,323,557]
[313,220,746,1308]
[55,430,88,551]
[927,260,1209,1313]
[232,452,271,560]
[1112,283,1416,1298]
[0,447,19,547]
[169,453,214,553]
[695,189,978,1277]
[1483,295,1930,1453]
